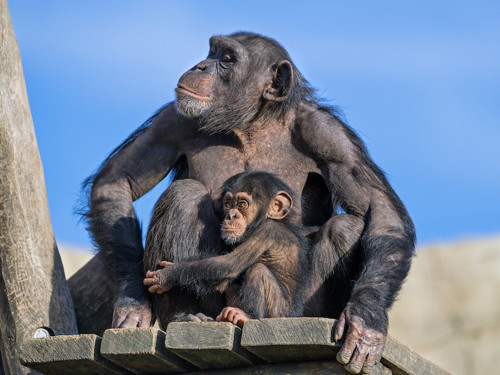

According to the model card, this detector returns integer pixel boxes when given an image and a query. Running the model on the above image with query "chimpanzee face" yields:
[174,34,294,134]
[175,35,251,121]
[220,191,258,245]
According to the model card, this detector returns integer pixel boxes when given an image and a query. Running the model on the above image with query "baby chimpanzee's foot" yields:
[216,307,251,328]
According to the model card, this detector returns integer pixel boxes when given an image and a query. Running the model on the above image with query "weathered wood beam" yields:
[0,0,78,373]
[18,319,449,375]
[242,318,449,375]
[19,335,130,375]
[382,336,449,375]
[241,317,339,362]
[101,328,194,374]
[165,322,261,370]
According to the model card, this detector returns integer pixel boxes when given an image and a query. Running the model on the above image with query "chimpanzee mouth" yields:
[175,85,211,102]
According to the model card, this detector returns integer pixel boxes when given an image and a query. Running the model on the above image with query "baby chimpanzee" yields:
[144,171,310,327]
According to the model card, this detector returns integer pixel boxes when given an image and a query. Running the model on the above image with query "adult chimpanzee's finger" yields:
[361,351,378,374]
[336,327,358,365]
[375,345,384,363]
[159,261,173,267]
[335,310,346,341]
[345,345,368,374]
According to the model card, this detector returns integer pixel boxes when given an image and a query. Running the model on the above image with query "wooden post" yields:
[0,0,79,373]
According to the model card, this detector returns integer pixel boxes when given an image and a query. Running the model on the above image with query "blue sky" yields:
[8,1,500,250]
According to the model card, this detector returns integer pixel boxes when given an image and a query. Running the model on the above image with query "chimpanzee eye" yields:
[224,201,232,209]
[222,54,233,63]
[238,201,248,209]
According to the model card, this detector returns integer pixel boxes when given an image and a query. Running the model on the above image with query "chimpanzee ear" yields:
[263,60,293,102]
[267,191,293,220]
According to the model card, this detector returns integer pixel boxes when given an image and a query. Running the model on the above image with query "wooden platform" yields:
[19,318,448,375]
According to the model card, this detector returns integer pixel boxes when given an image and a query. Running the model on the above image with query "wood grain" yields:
[20,335,130,375]
[165,322,260,370]
[0,1,78,373]
[101,328,194,374]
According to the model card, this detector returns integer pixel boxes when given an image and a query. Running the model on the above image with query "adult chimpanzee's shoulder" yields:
[294,102,365,164]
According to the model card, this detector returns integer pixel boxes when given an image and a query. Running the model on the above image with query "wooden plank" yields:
[242,318,448,375]
[241,317,340,362]
[382,336,450,375]
[183,360,391,375]
[165,322,261,369]
[101,328,195,374]
[19,334,131,375]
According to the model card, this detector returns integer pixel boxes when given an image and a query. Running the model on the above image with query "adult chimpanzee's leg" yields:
[304,214,365,317]
[143,179,224,329]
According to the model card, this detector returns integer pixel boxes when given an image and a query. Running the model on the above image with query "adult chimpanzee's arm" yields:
[299,105,415,374]
[87,103,185,328]
[144,224,278,295]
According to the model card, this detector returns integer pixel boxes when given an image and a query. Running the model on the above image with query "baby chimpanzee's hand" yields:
[143,261,175,294]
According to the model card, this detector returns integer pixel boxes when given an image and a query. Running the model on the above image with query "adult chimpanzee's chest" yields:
[183,127,320,203]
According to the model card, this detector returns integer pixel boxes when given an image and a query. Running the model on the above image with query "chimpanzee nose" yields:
[196,62,207,71]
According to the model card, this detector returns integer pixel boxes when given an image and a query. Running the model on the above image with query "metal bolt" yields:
[34,328,51,338]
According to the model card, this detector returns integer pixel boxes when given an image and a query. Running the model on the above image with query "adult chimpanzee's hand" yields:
[143,261,176,294]
[334,304,386,374]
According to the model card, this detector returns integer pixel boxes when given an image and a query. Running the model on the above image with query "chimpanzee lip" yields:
[223,226,239,232]
[175,85,211,101]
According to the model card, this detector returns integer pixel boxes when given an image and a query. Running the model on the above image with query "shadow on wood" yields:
[69,255,116,336]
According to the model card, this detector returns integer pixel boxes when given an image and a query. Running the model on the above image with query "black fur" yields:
[83,32,415,338]
[143,172,310,327]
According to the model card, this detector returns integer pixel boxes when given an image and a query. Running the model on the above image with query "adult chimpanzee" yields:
[84,32,415,374]
[143,171,312,329]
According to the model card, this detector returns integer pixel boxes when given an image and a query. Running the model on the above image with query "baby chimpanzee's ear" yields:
[267,191,293,220]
